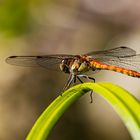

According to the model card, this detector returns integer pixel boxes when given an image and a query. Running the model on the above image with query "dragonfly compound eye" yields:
[60,60,70,73]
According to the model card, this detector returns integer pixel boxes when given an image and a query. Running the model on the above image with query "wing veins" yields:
[87,46,136,58]
[95,54,140,72]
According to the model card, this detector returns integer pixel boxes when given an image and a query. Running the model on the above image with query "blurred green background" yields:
[1,0,140,140]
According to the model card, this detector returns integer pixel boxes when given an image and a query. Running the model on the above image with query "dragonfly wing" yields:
[6,55,75,71]
[96,54,140,72]
[6,56,39,67]
[87,46,136,57]
[35,55,75,70]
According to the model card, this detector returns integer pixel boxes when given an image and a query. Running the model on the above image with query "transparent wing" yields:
[6,55,75,71]
[6,56,40,67]
[87,46,140,72]
[95,54,140,72]
[87,46,136,57]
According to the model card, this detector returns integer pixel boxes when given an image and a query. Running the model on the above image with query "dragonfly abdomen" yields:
[90,60,140,78]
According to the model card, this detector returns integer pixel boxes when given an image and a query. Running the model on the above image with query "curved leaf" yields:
[26,82,140,140]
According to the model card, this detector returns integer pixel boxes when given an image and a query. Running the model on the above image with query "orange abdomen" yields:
[90,60,140,78]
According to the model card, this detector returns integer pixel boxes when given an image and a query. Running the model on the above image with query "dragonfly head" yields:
[60,59,70,74]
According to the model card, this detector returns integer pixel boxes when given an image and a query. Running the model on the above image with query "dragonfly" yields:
[6,46,140,102]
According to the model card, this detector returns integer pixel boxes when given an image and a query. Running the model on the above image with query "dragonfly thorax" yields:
[60,58,90,75]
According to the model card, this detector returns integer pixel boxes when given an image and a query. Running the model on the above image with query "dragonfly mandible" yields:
[6,46,140,95]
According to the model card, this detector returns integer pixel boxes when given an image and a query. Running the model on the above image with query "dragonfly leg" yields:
[78,74,95,103]
[90,91,93,103]
[77,76,84,83]
[87,76,95,82]
[62,73,75,92]
[78,74,95,82]
[74,75,77,83]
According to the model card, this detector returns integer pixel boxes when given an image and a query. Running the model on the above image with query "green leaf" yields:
[26,82,140,140]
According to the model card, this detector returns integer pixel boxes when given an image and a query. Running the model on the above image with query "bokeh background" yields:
[1,0,140,140]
